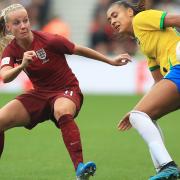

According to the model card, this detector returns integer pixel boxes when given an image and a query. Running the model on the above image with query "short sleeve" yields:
[48,34,75,55]
[133,10,167,31]
[147,57,160,72]
[1,46,14,69]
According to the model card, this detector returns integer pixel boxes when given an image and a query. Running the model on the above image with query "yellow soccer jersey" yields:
[133,9,180,76]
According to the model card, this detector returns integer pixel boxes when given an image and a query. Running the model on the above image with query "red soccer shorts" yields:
[16,87,83,129]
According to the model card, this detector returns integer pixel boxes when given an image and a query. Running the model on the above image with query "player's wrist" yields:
[18,64,24,71]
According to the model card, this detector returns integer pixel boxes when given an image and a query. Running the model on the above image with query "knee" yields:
[130,108,160,121]
[129,110,151,126]
[57,114,74,129]
[54,107,74,120]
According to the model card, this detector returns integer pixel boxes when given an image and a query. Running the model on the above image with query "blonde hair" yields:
[0,4,23,55]
[1,4,24,23]
[0,34,14,56]
[0,4,25,37]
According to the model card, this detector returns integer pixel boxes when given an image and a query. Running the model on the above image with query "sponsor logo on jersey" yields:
[36,48,49,64]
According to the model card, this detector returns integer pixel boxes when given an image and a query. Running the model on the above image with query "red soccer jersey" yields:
[1,31,80,91]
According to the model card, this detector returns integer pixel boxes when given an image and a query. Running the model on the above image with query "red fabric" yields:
[58,114,83,170]
[0,132,4,157]
[1,30,79,91]
[16,87,83,130]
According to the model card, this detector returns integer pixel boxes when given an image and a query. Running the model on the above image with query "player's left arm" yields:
[151,68,163,84]
[73,45,132,66]
[164,14,180,28]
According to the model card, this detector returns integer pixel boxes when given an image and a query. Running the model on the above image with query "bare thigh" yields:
[0,99,31,131]
[134,79,180,120]
[53,97,77,121]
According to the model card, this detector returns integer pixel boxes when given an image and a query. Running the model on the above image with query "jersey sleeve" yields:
[133,10,167,31]
[147,57,160,72]
[49,34,75,55]
[0,46,15,69]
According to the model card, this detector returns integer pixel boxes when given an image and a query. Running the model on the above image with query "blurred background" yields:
[0,0,179,94]
[0,1,180,180]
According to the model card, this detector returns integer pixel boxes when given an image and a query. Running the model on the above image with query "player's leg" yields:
[0,132,4,157]
[0,99,31,157]
[149,121,165,172]
[53,93,96,179]
[129,79,180,179]
[0,99,31,130]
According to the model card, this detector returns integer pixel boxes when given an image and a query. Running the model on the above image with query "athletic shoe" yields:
[76,162,96,180]
[149,166,180,180]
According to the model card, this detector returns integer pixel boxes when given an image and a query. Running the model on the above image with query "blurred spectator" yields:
[89,0,117,55]
[42,15,71,39]
[0,0,51,30]
[89,0,180,56]
[89,9,113,54]
[31,0,51,28]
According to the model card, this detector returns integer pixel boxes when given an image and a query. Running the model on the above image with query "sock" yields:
[149,121,164,172]
[0,132,4,157]
[129,111,172,167]
[58,114,83,170]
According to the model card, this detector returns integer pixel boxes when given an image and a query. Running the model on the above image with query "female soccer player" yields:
[0,3,131,180]
[107,0,180,180]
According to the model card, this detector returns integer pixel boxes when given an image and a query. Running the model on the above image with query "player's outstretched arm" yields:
[164,14,180,28]
[73,45,132,66]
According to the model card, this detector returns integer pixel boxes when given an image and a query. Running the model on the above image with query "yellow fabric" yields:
[133,10,180,76]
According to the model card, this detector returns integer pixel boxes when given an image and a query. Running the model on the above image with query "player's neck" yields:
[127,24,134,36]
[16,31,34,50]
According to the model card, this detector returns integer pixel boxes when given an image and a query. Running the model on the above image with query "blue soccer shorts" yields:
[164,65,180,93]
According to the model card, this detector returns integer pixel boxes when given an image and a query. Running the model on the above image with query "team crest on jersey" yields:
[36,48,49,63]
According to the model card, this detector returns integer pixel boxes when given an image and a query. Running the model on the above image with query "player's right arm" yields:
[0,51,36,83]
[1,65,24,83]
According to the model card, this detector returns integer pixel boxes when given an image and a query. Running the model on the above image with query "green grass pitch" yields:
[0,93,179,180]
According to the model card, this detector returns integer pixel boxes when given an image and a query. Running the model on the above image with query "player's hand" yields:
[21,51,37,68]
[110,53,132,66]
[118,113,132,131]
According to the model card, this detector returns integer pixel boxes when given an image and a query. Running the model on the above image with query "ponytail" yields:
[0,15,13,56]
[0,35,14,57]
[0,16,6,38]
[136,0,146,14]
[110,0,146,15]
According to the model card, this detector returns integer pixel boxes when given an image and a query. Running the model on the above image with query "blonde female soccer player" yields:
[107,0,180,180]
[0,3,131,180]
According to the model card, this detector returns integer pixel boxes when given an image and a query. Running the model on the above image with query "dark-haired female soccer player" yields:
[0,3,131,180]
[107,0,180,179]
